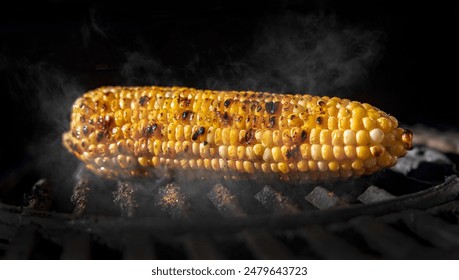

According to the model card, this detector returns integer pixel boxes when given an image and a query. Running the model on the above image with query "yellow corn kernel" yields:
[377,117,393,133]
[272,147,282,162]
[320,129,332,145]
[343,130,356,145]
[356,130,370,146]
[356,146,371,160]
[63,86,412,181]
[262,130,273,147]
[311,144,322,161]
[322,145,334,161]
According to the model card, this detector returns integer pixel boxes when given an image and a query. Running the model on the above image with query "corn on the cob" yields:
[62,86,413,181]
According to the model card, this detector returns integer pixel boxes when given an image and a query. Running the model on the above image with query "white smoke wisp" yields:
[208,13,384,96]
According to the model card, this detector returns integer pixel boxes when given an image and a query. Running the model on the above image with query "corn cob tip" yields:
[401,129,413,150]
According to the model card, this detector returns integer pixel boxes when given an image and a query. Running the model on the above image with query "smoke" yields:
[120,13,383,96]
[2,57,84,204]
[121,51,168,85]
[220,13,384,96]
[81,6,108,47]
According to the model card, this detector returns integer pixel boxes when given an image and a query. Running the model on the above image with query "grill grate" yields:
[1,139,459,259]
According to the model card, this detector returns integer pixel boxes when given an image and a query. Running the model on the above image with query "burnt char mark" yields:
[224,99,232,108]
[139,95,150,106]
[96,131,105,142]
[145,123,158,137]
[316,116,322,125]
[182,110,192,120]
[82,125,89,135]
[96,115,112,131]
[178,96,192,107]
[317,99,326,107]
[244,129,255,144]
[192,126,205,141]
[221,112,232,126]
[301,130,307,142]
[286,145,299,160]
[267,116,276,128]
[265,101,280,114]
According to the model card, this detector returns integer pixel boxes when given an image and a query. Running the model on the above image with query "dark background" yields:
[0,0,457,177]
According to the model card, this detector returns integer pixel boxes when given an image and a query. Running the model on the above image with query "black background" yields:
[1,0,458,175]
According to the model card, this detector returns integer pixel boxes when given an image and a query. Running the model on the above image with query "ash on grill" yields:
[1,126,459,260]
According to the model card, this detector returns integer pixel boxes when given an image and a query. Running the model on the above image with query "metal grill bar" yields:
[25,179,53,211]
[402,210,459,249]
[305,186,348,209]
[358,186,396,204]
[157,183,191,219]
[242,230,294,260]
[350,216,431,259]
[60,232,91,259]
[255,185,301,214]
[298,225,373,259]
[122,233,156,260]
[4,225,37,260]
[71,177,91,218]
[208,184,294,259]
[183,235,222,260]
[207,184,245,218]
[156,183,221,259]
[113,181,138,217]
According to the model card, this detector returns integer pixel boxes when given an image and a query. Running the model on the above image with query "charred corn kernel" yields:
[370,144,385,157]
[63,86,412,181]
